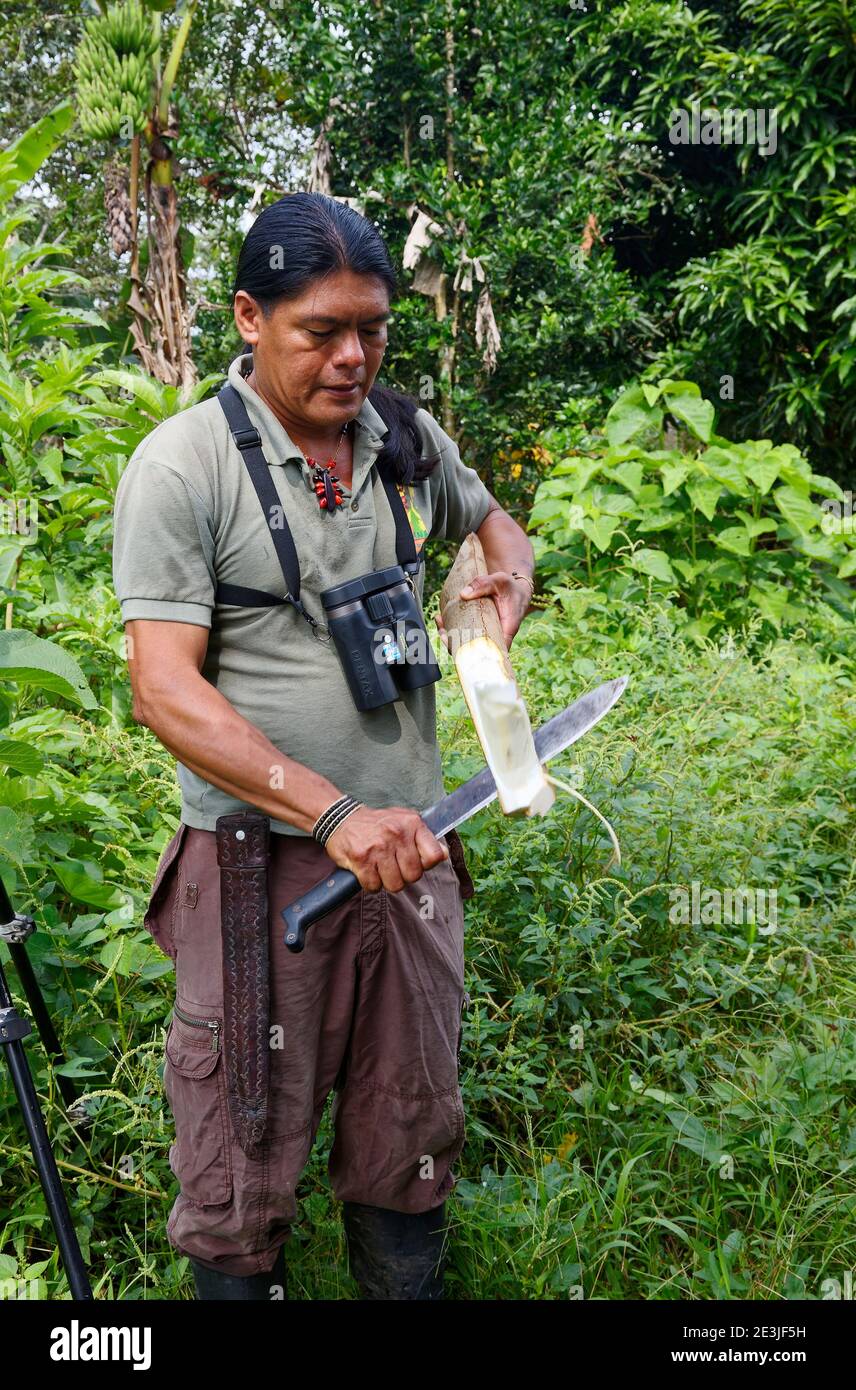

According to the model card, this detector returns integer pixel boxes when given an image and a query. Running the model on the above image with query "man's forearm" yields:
[476,504,534,578]
[139,670,344,833]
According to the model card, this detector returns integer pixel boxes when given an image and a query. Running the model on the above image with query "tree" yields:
[74,0,199,389]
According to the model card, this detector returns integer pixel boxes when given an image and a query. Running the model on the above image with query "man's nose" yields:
[332,330,368,369]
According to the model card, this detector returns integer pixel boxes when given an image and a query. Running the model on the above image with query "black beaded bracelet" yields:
[312,795,363,846]
[312,796,352,842]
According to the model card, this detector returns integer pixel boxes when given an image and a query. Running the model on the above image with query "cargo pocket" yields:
[143,822,190,963]
[163,1000,233,1207]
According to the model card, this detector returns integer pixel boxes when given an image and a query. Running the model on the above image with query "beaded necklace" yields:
[305,421,352,511]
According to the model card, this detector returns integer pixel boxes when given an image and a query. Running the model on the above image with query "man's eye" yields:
[307,326,386,339]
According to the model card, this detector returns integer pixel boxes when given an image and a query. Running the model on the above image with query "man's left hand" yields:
[435,570,533,653]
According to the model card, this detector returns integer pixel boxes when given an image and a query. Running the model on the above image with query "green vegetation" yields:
[529,379,856,645]
[0,4,853,1301]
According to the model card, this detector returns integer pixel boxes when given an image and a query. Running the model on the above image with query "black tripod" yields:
[0,879,93,1299]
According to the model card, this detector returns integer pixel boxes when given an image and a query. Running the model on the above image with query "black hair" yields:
[232,192,440,485]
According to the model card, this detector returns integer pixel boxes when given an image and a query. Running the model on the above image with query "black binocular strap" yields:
[214,384,420,620]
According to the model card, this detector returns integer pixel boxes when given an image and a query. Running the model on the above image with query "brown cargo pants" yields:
[144,821,473,1277]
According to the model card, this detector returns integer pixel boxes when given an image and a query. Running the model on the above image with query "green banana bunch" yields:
[74,1,159,141]
[87,0,160,59]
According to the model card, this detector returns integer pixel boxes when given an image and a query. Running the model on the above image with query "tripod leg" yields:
[0,962,93,1300]
[1,881,86,1123]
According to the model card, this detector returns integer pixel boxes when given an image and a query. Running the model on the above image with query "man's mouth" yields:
[323,383,361,395]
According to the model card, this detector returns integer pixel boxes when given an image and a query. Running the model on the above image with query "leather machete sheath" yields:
[215,810,271,1156]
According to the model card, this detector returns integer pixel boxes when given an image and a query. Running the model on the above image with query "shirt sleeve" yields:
[417,410,494,542]
[112,454,216,627]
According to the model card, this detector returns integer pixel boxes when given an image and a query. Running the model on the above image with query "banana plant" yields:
[73,0,200,391]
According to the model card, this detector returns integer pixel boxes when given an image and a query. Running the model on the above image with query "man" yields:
[112,192,535,1300]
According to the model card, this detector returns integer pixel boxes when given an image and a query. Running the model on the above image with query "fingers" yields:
[356,860,383,893]
[379,815,445,891]
[325,806,448,895]
[459,573,506,600]
[415,821,449,870]
[435,614,450,653]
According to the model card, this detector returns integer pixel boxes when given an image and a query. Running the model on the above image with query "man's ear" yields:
[233,290,263,346]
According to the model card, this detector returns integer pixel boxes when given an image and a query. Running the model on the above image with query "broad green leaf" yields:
[95,369,171,420]
[700,446,750,494]
[660,461,692,496]
[551,456,602,492]
[641,383,661,407]
[714,526,754,557]
[773,485,820,536]
[657,379,702,396]
[686,478,722,520]
[596,491,638,518]
[529,497,573,527]
[744,455,780,494]
[0,536,28,586]
[735,511,778,539]
[605,385,663,446]
[776,449,813,494]
[52,859,124,910]
[0,806,34,866]
[0,737,44,774]
[796,532,839,561]
[837,550,856,578]
[630,548,676,583]
[581,514,620,552]
[533,477,578,499]
[51,1056,105,1080]
[673,558,701,582]
[808,473,846,500]
[608,460,643,495]
[36,447,64,486]
[1,102,75,201]
[99,937,151,977]
[664,390,714,442]
[748,584,790,625]
[0,631,98,709]
[635,510,677,533]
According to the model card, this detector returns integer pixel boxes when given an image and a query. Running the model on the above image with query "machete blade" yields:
[283,674,629,952]
[422,674,629,836]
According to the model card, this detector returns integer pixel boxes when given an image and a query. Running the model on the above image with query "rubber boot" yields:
[343,1201,448,1300]
[189,1243,287,1301]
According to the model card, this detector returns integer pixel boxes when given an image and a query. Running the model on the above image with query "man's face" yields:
[234,269,390,432]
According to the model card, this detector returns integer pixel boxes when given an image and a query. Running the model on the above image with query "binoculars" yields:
[321,564,442,712]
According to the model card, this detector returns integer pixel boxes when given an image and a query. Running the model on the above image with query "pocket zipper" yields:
[173,1002,221,1052]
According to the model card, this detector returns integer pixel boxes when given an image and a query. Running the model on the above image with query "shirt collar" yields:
[226,352,388,476]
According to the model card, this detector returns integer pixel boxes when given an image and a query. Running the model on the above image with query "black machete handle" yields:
[281,865,360,953]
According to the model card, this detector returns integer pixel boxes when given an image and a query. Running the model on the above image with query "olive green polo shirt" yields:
[112,351,493,835]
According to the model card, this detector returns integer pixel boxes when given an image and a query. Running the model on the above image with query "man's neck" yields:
[245,363,351,455]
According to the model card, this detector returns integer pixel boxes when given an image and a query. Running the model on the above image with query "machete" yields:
[282,674,628,952]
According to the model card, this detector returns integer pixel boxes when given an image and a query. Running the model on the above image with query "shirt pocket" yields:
[143,823,190,962]
[163,1000,233,1207]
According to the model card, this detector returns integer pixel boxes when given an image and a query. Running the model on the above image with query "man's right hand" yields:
[324,805,449,892]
